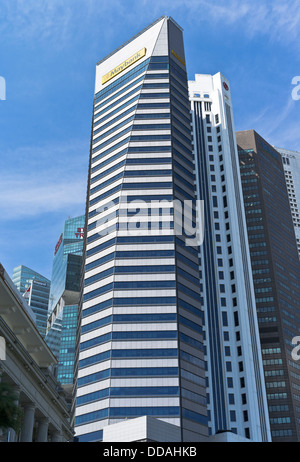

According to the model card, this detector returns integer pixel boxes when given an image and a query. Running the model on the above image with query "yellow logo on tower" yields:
[102,48,147,85]
[171,50,186,66]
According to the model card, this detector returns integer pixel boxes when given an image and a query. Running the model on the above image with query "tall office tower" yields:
[12,265,50,338]
[237,130,300,442]
[45,215,84,390]
[274,147,300,258]
[189,75,271,442]
[73,16,208,443]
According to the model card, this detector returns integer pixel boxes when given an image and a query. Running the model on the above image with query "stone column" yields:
[20,404,35,442]
[36,418,49,442]
[51,430,62,442]
[8,386,20,442]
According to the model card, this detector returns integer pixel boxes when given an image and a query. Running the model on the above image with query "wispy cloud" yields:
[0,139,87,220]
[237,95,300,151]
[2,0,300,49]
[0,175,86,219]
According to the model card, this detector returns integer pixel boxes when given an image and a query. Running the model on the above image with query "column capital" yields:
[51,429,62,442]
[23,402,36,411]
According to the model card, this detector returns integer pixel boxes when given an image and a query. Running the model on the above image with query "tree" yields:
[0,381,22,433]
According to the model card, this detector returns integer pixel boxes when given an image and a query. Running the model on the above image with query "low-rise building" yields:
[0,263,74,442]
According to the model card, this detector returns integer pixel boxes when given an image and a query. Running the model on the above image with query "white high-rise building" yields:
[274,147,300,258]
[73,17,208,443]
[189,73,271,442]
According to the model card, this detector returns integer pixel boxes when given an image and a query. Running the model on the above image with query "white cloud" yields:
[0,139,87,220]
[2,0,300,49]
[0,175,86,219]
[0,174,86,218]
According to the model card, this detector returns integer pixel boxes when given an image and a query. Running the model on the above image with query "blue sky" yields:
[1,0,300,281]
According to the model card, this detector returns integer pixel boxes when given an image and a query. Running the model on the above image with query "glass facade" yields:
[45,215,84,386]
[189,75,270,442]
[73,16,207,443]
[49,215,85,312]
[12,265,50,338]
[237,130,300,442]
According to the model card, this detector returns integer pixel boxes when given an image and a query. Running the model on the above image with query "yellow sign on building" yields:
[171,49,186,67]
[102,48,147,85]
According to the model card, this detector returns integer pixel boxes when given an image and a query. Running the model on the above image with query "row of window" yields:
[77,386,180,406]
[75,406,180,426]
[81,313,177,334]
[91,169,173,200]
[89,180,173,207]
[78,367,179,387]
[75,404,207,428]
[85,264,176,287]
[78,348,178,370]
[80,330,178,351]
[82,296,177,319]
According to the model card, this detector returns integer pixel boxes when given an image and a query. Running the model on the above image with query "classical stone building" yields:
[0,263,74,442]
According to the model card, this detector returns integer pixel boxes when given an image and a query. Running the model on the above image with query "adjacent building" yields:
[237,130,300,441]
[0,263,73,442]
[274,147,300,258]
[45,215,84,392]
[73,16,208,443]
[189,74,271,441]
[12,265,50,338]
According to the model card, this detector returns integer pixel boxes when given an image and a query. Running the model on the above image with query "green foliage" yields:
[0,381,23,432]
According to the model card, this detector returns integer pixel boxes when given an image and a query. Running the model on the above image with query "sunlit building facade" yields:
[73,16,208,443]
[45,215,84,389]
[237,130,300,442]
[189,74,271,441]
[12,265,50,338]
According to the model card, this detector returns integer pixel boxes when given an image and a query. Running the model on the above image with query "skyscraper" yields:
[274,147,300,258]
[12,265,50,338]
[237,130,300,441]
[189,74,271,441]
[45,215,84,390]
[73,16,207,443]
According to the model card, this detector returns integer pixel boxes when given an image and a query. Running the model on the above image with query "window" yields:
[225,346,231,356]
[222,312,228,326]
[230,410,236,422]
[224,331,229,341]
[204,101,212,111]
[227,377,233,388]
[245,428,250,439]
[229,394,235,405]
[226,361,232,371]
